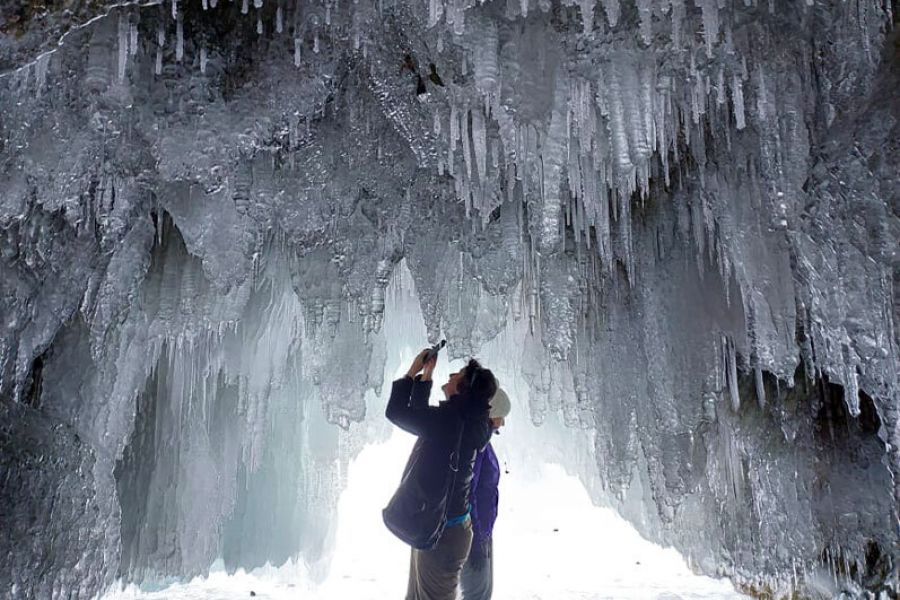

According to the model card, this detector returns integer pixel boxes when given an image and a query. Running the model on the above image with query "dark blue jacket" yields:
[385,376,491,517]
[470,442,500,544]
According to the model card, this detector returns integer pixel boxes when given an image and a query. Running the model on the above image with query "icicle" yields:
[200,47,208,74]
[624,61,651,162]
[699,0,719,58]
[242,0,250,14]
[276,5,284,33]
[844,363,861,417]
[755,64,771,123]
[450,0,466,34]
[33,54,50,97]
[129,21,138,56]
[117,14,129,83]
[325,4,332,25]
[506,162,516,205]
[472,18,499,97]
[428,0,442,27]
[175,13,184,62]
[711,337,724,391]
[171,0,178,19]
[691,200,706,274]
[689,51,702,125]
[716,68,725,105]
[202,0,209,9]
[754,365,766,409]
[580,0,594,33]
[538,75,568,255]
[619,191,635,284]
[726,337,740,412]
[635,0,653,45]
[255,0,263,7]
[601,0,620,26]
[294,37,302,66]
[575,79,593,151]
[606,62,634,177]
[655,79,670,185]
[257,14,263,34]
[670,0,684,47]
[723,25,734,56]
[448,103,459,175]
[156,19,165,75]
[461,108,473,180]
[471,108,487,183]
[731,74,746,129]
[369,259,393,332]
[314,32,320,53]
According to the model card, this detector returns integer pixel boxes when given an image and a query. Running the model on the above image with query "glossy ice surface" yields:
[1,1,897,598]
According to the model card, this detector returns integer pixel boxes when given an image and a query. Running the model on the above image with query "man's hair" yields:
[458,359,497,408]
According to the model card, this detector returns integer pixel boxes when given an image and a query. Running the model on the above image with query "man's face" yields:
[442,369,465,397]
[489,417,505,429]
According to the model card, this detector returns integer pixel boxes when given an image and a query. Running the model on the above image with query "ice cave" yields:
[0,0,897,598]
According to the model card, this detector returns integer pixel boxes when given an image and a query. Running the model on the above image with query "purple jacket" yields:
[469,442,500,545]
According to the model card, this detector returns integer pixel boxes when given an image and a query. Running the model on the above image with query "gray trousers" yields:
[405,520,473,600]
[460,538,493,600]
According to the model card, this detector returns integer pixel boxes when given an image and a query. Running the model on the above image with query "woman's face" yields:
[441,369,465,398]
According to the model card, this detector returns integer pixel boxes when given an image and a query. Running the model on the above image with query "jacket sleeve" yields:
[469,451,486,544]
[471,445,499,545]
[385,376,442,437]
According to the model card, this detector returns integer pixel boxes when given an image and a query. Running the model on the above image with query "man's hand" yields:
[421,352,436,381]
[406,349,437,380]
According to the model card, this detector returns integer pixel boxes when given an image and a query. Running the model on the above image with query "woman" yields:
[386,349,497,600]
[461,387,511,600]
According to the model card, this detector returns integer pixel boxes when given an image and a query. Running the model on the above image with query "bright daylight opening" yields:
[105,364,746,600]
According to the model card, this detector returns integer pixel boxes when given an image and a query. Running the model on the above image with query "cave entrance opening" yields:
[103,416,745,600]
[100,260,745,599]
[106,356,746,600]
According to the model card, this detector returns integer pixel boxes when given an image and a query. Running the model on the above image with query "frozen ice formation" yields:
[0,0,897,598]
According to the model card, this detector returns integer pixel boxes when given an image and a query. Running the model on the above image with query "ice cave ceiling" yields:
[0,0,898,598]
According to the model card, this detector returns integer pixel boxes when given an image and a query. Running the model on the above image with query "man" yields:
[385,350,498,600]
[460,387,511,600]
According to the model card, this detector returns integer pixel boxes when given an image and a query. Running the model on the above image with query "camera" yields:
[423,339,447,362]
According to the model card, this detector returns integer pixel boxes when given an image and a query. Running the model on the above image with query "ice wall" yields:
[0,1,897,598]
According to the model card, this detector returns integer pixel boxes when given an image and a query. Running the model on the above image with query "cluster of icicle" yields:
[3,0,887,245]
[2,0,893,406]
[0,1,897,595]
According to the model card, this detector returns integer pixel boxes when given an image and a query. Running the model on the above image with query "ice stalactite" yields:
[601,0,621,27]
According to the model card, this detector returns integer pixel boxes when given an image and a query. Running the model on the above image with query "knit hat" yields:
[488,387,511,419]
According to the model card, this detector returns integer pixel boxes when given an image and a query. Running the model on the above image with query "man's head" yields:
[488,387,511,429]
[442,359,497,408]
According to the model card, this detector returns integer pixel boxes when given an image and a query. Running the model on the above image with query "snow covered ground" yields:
[103,429,745,600]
